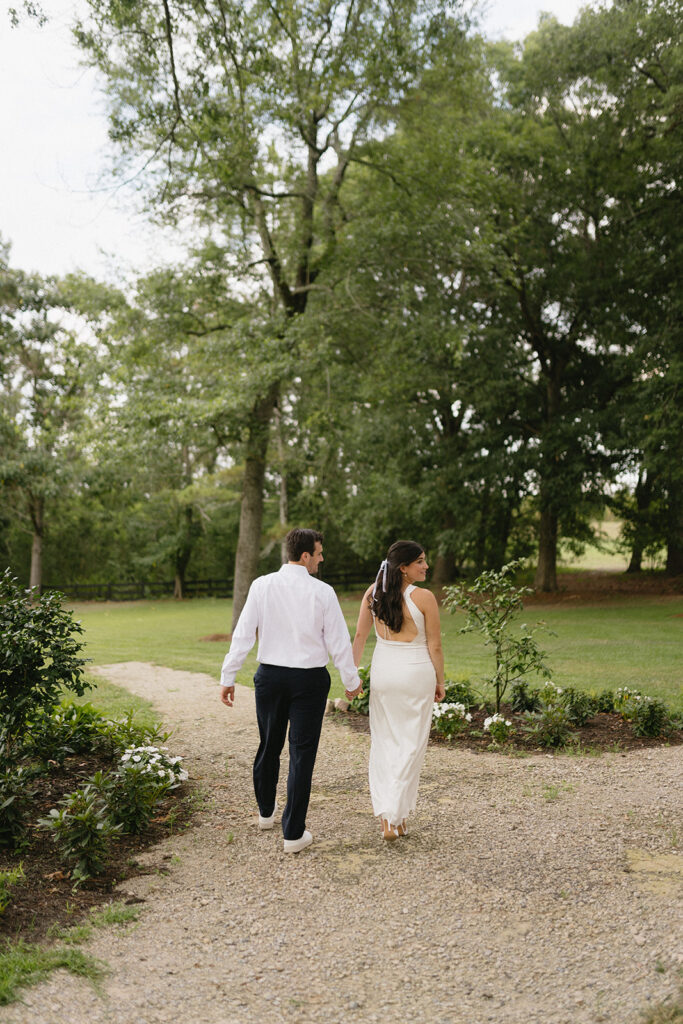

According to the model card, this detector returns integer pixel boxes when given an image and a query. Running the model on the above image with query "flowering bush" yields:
[539,681,564,703]
[618,694,671,737]
[432,702,472,740]
[119,746,188,787]
[483,713,513,744]
[442,678,477,709]
[97,711,169,760]
[613,687,642,712]
[107,746,188,834]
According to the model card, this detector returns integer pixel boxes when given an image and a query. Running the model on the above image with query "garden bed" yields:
[333,704,683,754]
[0,750,197,942]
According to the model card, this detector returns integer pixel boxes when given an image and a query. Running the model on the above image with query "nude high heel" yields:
[381,818,399,841]
[397,819,407,837]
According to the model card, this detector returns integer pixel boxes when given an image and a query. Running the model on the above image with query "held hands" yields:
[220,685,235,707]
[345,684,363,701]
[434,681,445,702]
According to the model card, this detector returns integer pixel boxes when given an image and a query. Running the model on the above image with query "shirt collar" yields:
[279,563,311,575]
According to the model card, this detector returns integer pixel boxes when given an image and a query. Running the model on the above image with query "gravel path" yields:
[4,662,681,1024]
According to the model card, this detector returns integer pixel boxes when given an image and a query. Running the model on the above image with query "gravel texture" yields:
[4,661,681,1024]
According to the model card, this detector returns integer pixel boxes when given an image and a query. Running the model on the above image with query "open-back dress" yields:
[368,584,436,827]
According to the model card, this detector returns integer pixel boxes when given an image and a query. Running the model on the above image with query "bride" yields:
[352,540,445,841]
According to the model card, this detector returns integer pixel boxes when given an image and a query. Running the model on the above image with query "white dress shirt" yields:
[220,564,360,691]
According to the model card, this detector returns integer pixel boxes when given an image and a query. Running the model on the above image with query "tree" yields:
[522,0,683,577]
[0,249,95,590]
[74,0,466,623]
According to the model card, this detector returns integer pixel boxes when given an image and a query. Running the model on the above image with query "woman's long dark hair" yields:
[369,540,424,633]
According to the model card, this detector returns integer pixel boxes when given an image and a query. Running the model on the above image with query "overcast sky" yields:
[0,0,587,283]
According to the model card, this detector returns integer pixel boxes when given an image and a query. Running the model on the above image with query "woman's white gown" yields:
[369,585,436,826]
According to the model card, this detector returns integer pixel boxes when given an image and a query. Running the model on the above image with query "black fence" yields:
[40,571,371,602]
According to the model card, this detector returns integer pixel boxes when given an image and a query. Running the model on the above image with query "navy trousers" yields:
[253,663,331,841]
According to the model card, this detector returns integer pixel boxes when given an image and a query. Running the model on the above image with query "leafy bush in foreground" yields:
[0,572,90,760]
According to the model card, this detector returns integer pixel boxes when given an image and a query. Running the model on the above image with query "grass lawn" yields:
[71,595,683,715]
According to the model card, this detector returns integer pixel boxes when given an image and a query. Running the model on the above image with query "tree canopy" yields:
[1,0,681,596]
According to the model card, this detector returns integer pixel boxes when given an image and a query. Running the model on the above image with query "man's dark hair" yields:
[286,528,323,562]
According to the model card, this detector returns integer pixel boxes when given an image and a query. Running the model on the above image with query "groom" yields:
[220,528,361,853]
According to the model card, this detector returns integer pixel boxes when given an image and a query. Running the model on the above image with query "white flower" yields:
[484,713,510,732]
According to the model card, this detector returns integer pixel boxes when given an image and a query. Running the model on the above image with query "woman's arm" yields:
[415,589,445,700]
[352,585,375,667]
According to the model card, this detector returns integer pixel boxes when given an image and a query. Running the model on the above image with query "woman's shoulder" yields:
[409,586,438,611]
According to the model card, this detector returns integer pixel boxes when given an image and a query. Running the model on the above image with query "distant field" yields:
[557,520,664,572]
[72,594,683,715]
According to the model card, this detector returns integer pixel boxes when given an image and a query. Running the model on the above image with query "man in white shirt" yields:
[220,528,362,853]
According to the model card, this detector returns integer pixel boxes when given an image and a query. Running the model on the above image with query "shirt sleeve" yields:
[322,589,361,692]
[220,581,260,686]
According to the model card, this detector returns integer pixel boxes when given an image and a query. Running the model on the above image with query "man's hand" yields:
[345,684,363,700]
[220,685,235,707]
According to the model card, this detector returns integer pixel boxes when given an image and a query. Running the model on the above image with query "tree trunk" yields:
[626,469,652,573]
[431,551,457,587]
[474,485,490,573]
[534,501,558,591]
[231,385,279,630]
[627,539,644,574]
[431,508,459,586]
[488,501,512,570]
[275,403,289,564]
[534,361,562,592]
[29,495,44,592]
[174,505,196,600]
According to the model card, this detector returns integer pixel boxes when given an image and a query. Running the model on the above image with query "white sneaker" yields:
[258,800,278,830]
[283,830,313,854]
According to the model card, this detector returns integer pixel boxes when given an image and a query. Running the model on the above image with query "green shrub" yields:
[595,690,616,713]
[622,695,672,738]
[0,766,36,849]
[523,702,576,748]
[39,776,122,882]
[349,666,370,716]
[97,710,169,758]
[21,702,109,765]
[0,864,25,915]
[510,681,542,713]
[443,678,477,708]
[561,688,598,727]
[443,560,552,712]
[0,571,90,760]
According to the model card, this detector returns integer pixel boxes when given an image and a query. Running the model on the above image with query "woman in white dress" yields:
[352,540,445,841]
